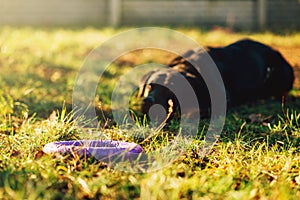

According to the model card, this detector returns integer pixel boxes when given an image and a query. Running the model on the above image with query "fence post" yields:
[258,0,267,29]
[110,0,121,26]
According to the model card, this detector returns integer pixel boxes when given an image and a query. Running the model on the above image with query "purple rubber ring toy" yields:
[43,140,143,162]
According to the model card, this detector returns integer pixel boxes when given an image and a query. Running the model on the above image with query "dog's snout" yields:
[141,97,155,114]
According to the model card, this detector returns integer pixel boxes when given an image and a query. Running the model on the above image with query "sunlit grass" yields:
[0,26,300,199]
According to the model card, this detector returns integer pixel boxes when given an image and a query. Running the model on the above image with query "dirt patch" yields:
[274,46,300,89]
[274,46,300,67]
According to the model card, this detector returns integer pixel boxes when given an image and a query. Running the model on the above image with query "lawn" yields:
[0,26,300,199]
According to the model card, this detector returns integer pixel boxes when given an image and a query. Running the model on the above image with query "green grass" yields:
[0,26,300,199]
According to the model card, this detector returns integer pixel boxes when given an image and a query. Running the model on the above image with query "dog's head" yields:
[137,69,180,116]
[137,67,211,121]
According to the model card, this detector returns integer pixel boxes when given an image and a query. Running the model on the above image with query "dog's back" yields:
[207,39,294,105]
[169,39,294,105]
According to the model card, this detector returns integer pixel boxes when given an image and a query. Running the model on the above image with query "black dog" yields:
[137,39,294,119]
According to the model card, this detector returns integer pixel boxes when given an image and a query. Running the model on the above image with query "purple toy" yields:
[43,140,143,162]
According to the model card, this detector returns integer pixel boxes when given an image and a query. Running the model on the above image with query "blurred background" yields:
[0,0,299,30]
[0,0,299,118]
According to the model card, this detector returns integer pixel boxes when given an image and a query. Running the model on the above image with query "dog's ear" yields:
[137,70,156,98]
[168,56,185,67]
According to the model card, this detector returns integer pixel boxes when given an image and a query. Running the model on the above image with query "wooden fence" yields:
[0,0,108,26]
[0,0,299,29]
